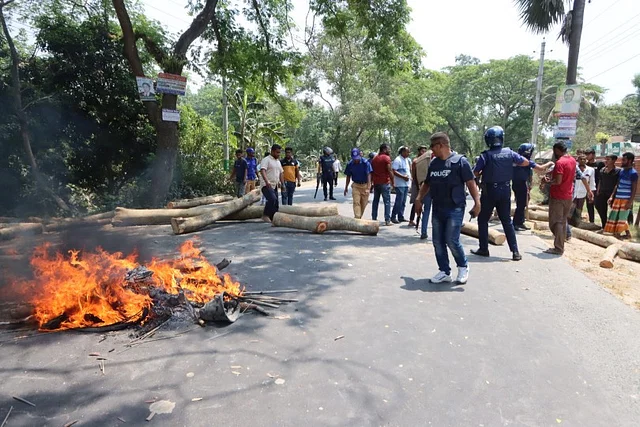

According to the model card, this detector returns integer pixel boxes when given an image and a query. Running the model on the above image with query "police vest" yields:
[319,155,335,175]
[428,153,467,208]
[512,165,531,182]
[480,148,514,183]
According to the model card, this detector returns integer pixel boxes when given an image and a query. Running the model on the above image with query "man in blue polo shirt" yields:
[344,147,373,219]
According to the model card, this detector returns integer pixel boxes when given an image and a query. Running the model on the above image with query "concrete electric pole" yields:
[222,76,229,171]
[531,39,546,151]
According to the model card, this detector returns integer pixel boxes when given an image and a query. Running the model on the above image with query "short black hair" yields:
[606,154,618,162]
[553,141,568,153]
[379,143,389,153]
[418,145,428,151]
[235,149,243,155]
[285,147,293,152]
[622,152,635,162]
[271,144,282,151]
[584,148,595,155]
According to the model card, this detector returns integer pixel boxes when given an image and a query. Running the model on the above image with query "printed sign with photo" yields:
[136,77,155,101]
[554,85,581,117]
[156,73,188,96]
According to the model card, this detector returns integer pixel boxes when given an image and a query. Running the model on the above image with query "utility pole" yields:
[222,75,229,171]
[531,38,545,152]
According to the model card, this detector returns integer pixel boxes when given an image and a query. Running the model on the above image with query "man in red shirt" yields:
[370,144,395,225]
[544,141,576,255]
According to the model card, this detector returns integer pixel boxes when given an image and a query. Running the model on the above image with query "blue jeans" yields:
[282,181,296,205]
[478,184,519,253]
[261,186,279,220]
[372,184,391,221]
[512,180,528,226]
[392,186,409,220]
[431,206,467,275]
[421,193,433,237]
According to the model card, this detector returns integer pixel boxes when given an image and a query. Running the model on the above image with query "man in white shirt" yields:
[391,146,412,223]
[259,144,285,223]
[570,153,595,225]
[333,157,342,186]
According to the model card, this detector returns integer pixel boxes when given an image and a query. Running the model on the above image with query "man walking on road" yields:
[371,143,395,226]
[280,147,301,206]
[318,147,336,201]
[544,141,576,255]
[415,132,480,284]
[471,126,529,261]
[245,148,258,194]
[344,147,372,219]
[230,149,248,198]
[391,146,412,223]
[259,144,284,223]
[333,156,342,186]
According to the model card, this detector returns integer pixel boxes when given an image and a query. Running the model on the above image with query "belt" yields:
[485,181,510,187]
[353,181,368,185]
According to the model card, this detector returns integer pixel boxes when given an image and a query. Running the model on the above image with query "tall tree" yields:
[515,0,586,84]
[0,0,71,212]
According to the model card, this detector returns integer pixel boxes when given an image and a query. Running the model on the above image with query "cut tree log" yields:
[171,190,261,235]
[112,205,222,226]
[528,205,549,212]
[568,228,640,263]
[223,204,339,221]
[167,194,233,209]
[511,208,601,231]
[599,244,621,269]
[271,213,379,235]
[44,211,115,232]
[460,222,506,245]
[0,223,44,240]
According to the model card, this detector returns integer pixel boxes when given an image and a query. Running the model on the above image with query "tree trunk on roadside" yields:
[151,95,179,206]
[0,2,71,213]
[566,0,585,85]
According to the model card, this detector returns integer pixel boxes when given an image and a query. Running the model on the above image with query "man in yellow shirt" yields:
[281,147,302,205]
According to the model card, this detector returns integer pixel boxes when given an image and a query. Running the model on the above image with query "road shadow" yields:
[400,276,465,293]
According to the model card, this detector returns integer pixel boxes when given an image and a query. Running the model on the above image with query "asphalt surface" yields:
[1,182,639,426]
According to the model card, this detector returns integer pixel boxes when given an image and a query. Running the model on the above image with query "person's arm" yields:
[244,162,248,182]
[387,161,395,188]
[513,151,530,168]
[343,174,351,196]
[582,177,594,202]
[413,181,431,217]
[296,164,302,186]
[411,159,418,183]
[608,183,618,206]
[392,160,409,181]
[473,154,484,178]
[260,168,271,189]
[627,178,638,210]
[230,163,236,180]
[466,179,481,218]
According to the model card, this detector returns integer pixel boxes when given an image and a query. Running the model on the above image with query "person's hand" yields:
[625,200,633,210]
[470,202,481,218]
[297,181,301,187]
[343,188,348,197]
[608,197,613,207]
[403,175,409,181]
[587,191,594,203]
[415,202,423,217]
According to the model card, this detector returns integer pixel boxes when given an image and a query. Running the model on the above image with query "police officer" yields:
[512,143,552,231]
[317,147,336,201]
[471,126,529,261]
[415,132,480,285]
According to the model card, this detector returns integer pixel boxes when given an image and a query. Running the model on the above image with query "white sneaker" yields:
[430,271,452,283]
[456,266,469,284]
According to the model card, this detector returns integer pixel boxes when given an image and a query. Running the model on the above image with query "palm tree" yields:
[515,0,586,84]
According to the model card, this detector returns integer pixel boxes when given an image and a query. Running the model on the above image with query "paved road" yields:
[1,183,639,426]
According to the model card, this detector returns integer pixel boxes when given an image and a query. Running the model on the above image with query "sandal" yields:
[543,248,562,255]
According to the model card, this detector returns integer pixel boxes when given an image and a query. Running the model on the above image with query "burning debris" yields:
[7,240,293,332]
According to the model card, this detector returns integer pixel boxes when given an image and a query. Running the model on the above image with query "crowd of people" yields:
[228,129,638,283]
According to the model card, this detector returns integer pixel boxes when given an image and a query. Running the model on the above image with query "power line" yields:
[583,0,624,28]
[586,52,640,80]
[580,11,640,55]
[581,27,640,64]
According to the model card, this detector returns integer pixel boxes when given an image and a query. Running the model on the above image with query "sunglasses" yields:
[430,142,442,149]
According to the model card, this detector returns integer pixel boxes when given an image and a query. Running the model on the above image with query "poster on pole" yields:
[554,84,581,116]
[553,115,578,138]
[156,73,188,96]
[136,77,155,101]
[162,109,180,122]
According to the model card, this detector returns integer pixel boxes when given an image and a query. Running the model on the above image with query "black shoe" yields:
[324,197,328,201]
[514,224,530,231]
[329,197,337,200]
[398,218,407,223]
[420,233,428,240]
[512,252,522,261]
[391,218,400,224]
[471,248,490,257]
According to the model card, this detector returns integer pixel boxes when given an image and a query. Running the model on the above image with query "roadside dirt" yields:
[534,229,640,310]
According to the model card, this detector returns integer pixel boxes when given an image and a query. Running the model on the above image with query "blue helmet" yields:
[484,126,504,148]
[518,143,534,159]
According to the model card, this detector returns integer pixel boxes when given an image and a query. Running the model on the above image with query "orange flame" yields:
[16,240,243,330]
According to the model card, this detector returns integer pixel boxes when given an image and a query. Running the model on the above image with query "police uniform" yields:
[426,152,474,278]
[318,154,336,200]
[512,163,532,228]
[474,146,527,257]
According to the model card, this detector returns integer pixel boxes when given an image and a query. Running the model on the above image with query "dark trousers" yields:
[478,184,519,253]
[322,175,334,199]
[594,192,612,227]
[586,198,595,223]
[334,172,338,186]
[261,186,279,220]
[512,179,528,226]
[282,181,296,205]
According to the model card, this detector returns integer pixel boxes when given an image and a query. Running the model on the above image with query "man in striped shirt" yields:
[604,152,638,239]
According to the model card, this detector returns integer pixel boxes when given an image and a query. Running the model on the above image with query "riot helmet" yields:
[484,126,504,148]
[517,143,534,159]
